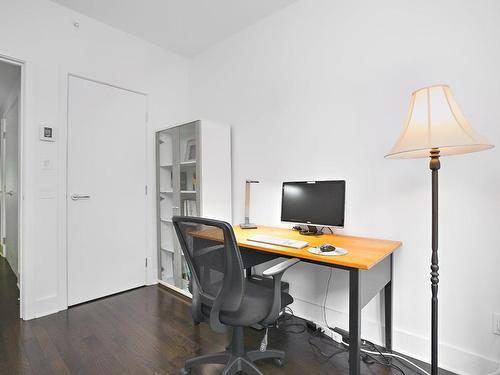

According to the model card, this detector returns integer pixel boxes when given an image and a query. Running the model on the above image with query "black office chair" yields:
[172,216,299,375]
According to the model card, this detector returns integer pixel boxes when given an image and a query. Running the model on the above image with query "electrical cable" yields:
[261,307,305,351]
[317,226,334,234]
[362,339,390,360]
[359,340,406,374]
[364,341,414,375]
[321,267,406,373]
[273,307,347,363]
[342,341,430,375]
[275,307,306,334]
[363,353,405,374]
[323,268,334,329]
[273,268,407,372]
[303,267,348,363]
[308,329,347,363]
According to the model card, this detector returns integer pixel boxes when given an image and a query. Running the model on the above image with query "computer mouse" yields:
[320,244,336,252]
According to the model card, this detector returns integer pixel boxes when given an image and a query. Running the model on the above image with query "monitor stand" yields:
[299,225,323,236]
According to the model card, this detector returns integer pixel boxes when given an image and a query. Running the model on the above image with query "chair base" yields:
[180,327,285,375]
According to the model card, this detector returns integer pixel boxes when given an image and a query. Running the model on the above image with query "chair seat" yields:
[202,281,293,326]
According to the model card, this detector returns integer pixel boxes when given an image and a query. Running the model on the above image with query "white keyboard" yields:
[247,234,309,249]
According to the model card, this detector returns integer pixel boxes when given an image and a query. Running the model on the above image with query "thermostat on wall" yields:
[40,126,56,142]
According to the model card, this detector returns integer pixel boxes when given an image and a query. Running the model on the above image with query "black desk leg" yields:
[385,253,393,352]
[384,280,393,352]
[349,269,361,375]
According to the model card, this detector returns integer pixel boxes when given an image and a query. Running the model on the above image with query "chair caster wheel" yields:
[273,358,285,368]
[179,368,191,375]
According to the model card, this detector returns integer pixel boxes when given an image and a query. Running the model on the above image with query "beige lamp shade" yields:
[386,84,494,159]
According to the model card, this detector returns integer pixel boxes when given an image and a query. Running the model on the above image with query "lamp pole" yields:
[430,149,440,375]
[240,180,259,229]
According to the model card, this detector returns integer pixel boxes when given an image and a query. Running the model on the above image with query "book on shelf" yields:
[180,171,187,190]
[182,261,191,282]
[183,199,197,216]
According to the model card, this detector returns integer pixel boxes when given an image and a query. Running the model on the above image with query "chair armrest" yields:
[261,258,300,326]
[263,258,300,277]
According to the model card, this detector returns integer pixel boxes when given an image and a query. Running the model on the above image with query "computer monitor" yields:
[281,180,345,234]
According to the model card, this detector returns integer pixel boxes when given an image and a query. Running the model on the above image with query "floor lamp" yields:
[385,84,493,374]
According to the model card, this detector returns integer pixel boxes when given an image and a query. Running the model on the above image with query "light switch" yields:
[42,159,52,170]
[40,126,56,142]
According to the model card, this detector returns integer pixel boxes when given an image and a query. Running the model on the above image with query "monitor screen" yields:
[281,180,345,227]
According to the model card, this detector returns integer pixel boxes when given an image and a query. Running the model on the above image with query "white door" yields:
[67,76,147,306]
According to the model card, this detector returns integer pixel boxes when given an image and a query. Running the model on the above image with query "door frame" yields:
[60,72,149,309]
[0,54,25,318]
[0,118,6,259]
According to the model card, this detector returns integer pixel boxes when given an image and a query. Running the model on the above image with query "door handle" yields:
[6,191,14,197]
[71,194,91,201]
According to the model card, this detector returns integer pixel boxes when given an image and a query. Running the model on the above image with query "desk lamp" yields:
[385,84,493,374]
[240,180,260,229]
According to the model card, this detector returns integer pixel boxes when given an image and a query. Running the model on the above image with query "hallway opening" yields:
[0,57,21,317]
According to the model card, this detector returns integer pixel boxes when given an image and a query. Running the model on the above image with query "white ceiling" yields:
[0,61,21,115]
[50,0,298,57]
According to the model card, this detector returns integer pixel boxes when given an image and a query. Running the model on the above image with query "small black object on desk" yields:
[320,244,336,253]
[293,225,323,236]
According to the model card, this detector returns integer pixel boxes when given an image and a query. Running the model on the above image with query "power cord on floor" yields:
[259,307,306,351]
[270,270,418,372]
[275,307,306,334]
[342,340,430,375]
[362,352,405,374]
[359,339,406,374]
[320,269,417,375]
[272,305,347,364]
[308,329,347,363]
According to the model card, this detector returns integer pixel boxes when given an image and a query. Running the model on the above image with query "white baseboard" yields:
[158,280,192,298]
[290,297,500,375]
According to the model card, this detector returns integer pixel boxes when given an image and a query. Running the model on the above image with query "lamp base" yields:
[240,223,258,229]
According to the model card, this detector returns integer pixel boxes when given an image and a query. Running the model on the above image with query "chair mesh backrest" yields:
[173,216,245,312]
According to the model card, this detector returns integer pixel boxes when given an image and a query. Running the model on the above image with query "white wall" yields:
[0,0,189,319]
[189,0,500,373]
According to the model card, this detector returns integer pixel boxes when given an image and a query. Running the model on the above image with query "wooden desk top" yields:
[193,225,402,270]
[233,226,401,270]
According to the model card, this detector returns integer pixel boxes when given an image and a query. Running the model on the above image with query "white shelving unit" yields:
[155,120,232,296]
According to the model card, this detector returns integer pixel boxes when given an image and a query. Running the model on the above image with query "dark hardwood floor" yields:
[0,257,453,374]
